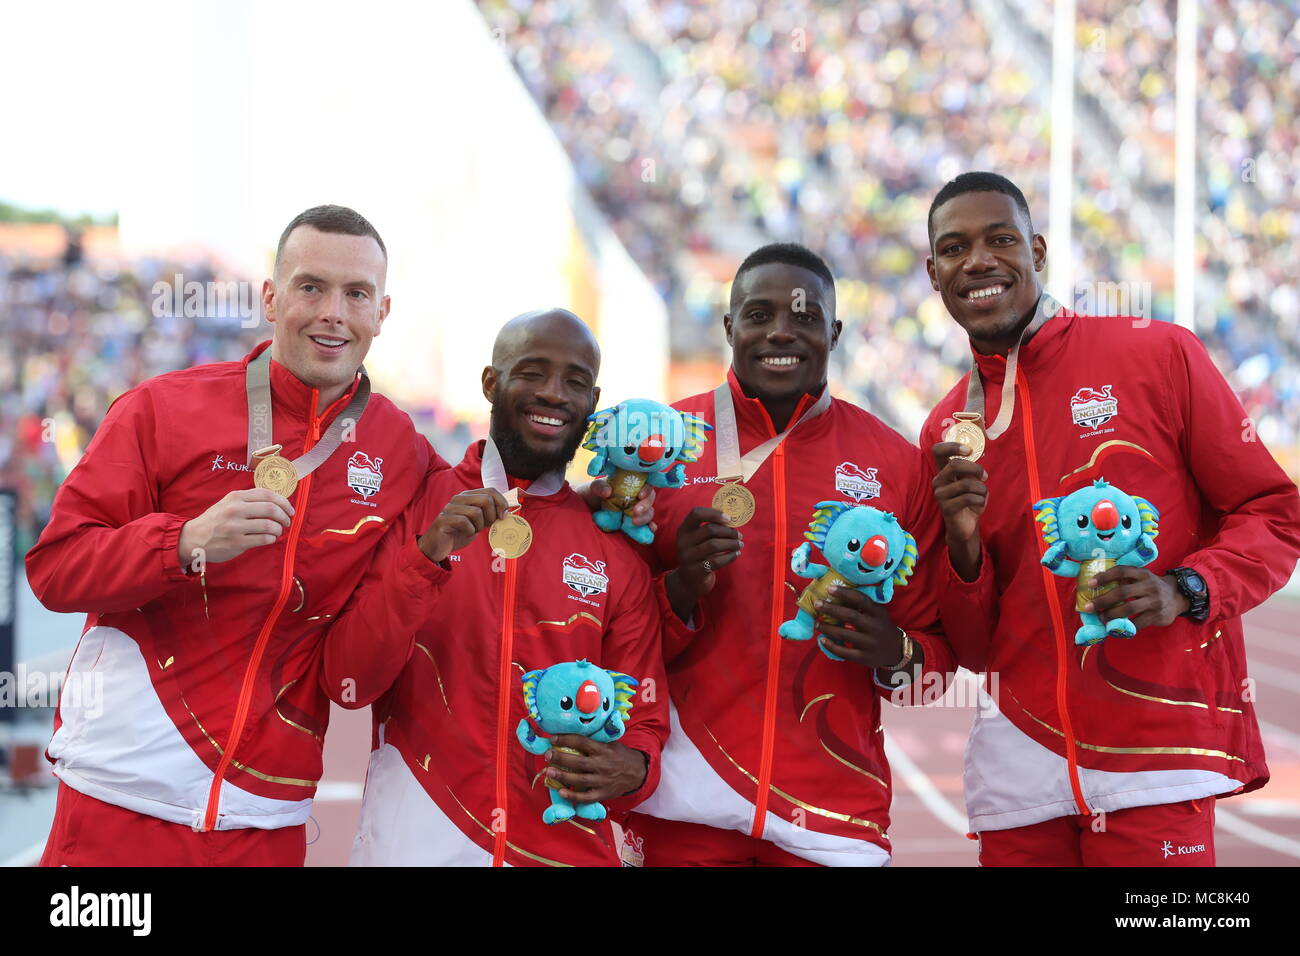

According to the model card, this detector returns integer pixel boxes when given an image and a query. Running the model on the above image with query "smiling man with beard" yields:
[323,309,671,866]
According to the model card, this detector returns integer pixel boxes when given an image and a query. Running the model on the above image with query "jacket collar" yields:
[242,340,361,423]
[455,439,572,506]
[970,295,1077,384]
[725,365,825,438]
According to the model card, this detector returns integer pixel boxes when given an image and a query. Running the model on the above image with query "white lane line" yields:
[1258,719,1300,754]
[883,735,968,835]
[1245,660,1300,696]
[0,840,46,868]
[1245,624,1300,658]
[313,780,364,802]
[1216,807,1300,860]
[1236,799,1300,819]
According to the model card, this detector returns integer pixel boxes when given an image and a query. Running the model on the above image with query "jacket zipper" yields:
[751,440,787,838]
[1016,368,1091,816]
[492,547,519,866]
[200,394,321,832]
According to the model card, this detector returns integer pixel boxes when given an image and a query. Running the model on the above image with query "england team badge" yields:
[562,553,610,597]
[346,451,384,498]
[1070,386,1119,431]
[834,462,882,501]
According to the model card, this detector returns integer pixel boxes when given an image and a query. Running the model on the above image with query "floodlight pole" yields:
[1049,0,1076,308]
[1174,0,1199,331]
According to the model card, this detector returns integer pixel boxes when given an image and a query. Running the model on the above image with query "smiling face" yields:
[598,405,687,473]
[1058,488,1144,560]
[927,191,1047,355]
[483,310,600,480]
[263,226,390,401]
[724,261,841,411]
[823,508,906,586]
[535,665,616,736]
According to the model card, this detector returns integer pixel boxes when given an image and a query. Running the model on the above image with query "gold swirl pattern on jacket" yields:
[703,725,884,834]
[275,679,323,740]
[445,786,572,867]
[798,693,834,723]
[414,643,451,713]
[1104,679,1241,715]
[1186,630,1224,651]
[1007,688,1246,762]
[182,695,318,787]
[536,612,604,630]
[318,515,387,538]
[1058,440,1155,484]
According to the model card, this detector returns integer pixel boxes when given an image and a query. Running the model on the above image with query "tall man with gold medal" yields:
[622,243,958,867]
[921,172,1300,866]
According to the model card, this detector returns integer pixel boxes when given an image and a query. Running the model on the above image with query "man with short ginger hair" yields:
[28,205,451,865]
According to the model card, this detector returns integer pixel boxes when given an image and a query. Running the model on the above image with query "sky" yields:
[0,0,670,412]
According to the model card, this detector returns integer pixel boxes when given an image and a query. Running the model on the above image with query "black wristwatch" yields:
[1165,567,1209,623]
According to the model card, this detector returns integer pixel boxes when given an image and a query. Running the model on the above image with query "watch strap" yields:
[1167,567,1210,623]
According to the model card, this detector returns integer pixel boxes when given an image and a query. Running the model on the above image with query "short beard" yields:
[489,385,587,480]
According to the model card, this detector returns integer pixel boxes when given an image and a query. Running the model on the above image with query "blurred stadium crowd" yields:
[0,243,263,551]
[478,0,1299,450]
[2,0,1296,550]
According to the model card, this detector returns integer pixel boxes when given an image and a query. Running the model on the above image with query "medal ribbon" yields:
[712,379,832,482]
[245,348,372,471]
[963,291,1061,440]
[480,435,566,508]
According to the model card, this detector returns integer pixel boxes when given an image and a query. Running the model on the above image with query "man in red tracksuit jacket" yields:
[922,172,1300,865]
[623,243,958,867]
[26,206,453,865]
[323,309,671,867]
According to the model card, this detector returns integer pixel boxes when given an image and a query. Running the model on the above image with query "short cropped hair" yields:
[927,172,1034,245]
[731,242,835,310]
[275,205,387,270]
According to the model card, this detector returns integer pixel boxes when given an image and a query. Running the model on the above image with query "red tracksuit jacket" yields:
[633,370,956,866]
[25,341,445,833]
[330,441,671,867]
[921,310,1300,833]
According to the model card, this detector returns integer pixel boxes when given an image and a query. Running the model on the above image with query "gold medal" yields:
[711,481,756,527]
[544,745,585,791]
[1076,557,1117,612]
[942,412,986,463]
[488,512,532,559]
[252,444,299,496]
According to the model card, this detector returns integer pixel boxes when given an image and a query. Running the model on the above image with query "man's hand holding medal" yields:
[931,420,990,583]
[664,505,744,622]
[417,488,512,564]
[176,488,297,569]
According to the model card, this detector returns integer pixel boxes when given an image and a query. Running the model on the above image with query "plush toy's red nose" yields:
[1091,499,1119,531]
[862,535,889,566]
[576,680,601,715]
[638,434,667,461]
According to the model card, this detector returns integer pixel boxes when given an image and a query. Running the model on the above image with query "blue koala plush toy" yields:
[779,501,918,661]
[515,660,638,825]
[581,398,711,545]
[1034,478,1160,646]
